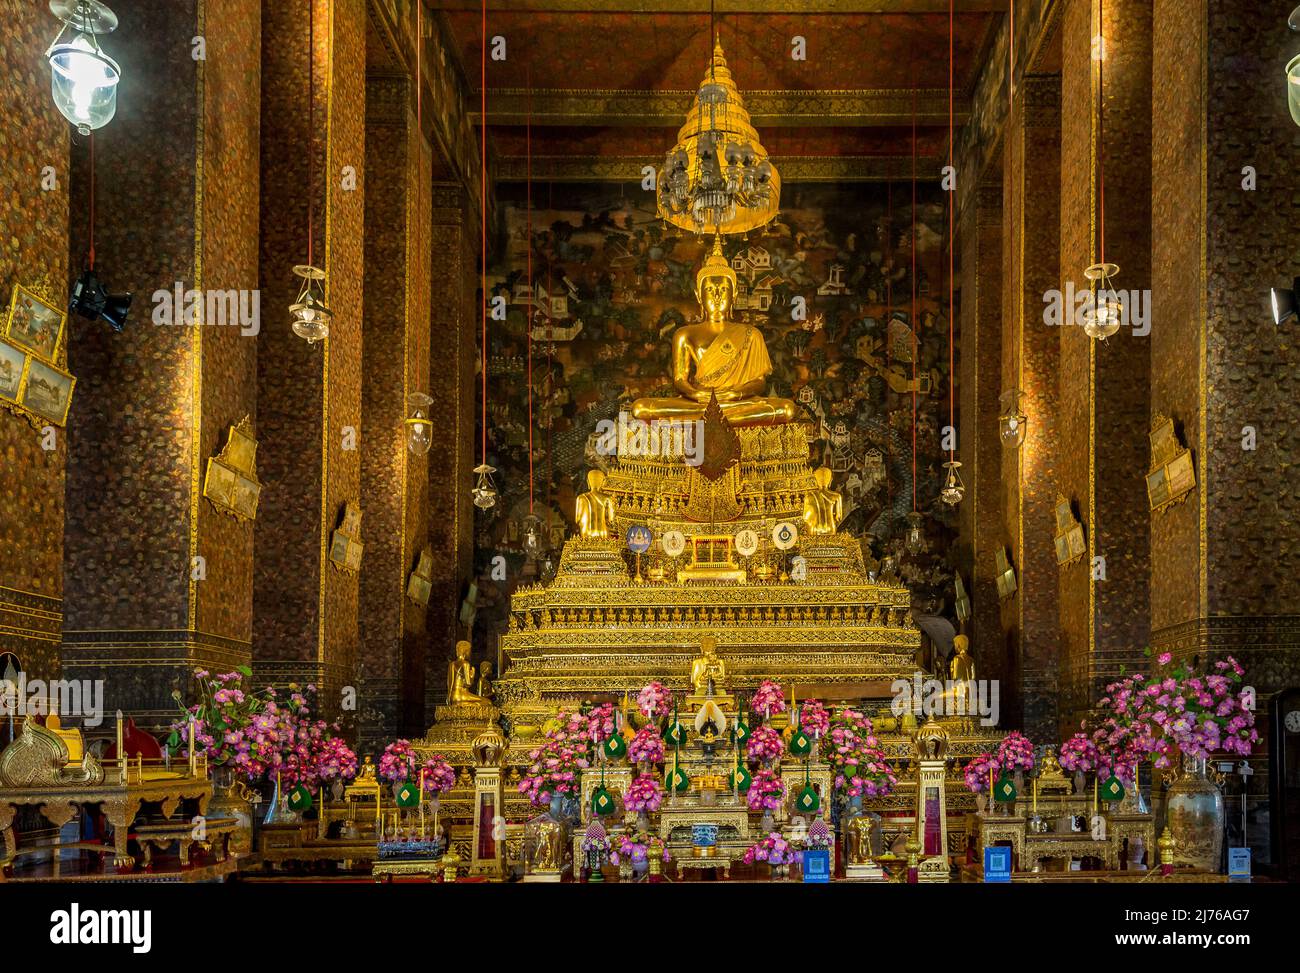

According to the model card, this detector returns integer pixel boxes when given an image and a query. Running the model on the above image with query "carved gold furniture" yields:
[0,717,212,877]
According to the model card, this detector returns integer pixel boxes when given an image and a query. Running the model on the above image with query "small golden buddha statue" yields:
[802,466,843,535]
[574,469,616,539]
[447,640,489,706]
[631,236,796,427]
[689,635,728,696]
[532,815,565,872]
[949,634,976,682]
[475,661,494,700]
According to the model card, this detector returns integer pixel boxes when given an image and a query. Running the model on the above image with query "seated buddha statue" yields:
[574,469,616,539]
[447,640,490,707]
[689,636,728,696]
[802,466,843,535]
[631,236,796,427]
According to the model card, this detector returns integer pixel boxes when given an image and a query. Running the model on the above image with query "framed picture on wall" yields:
[18,356,75,426]
[0,337,26,403]
[4,284,66,364]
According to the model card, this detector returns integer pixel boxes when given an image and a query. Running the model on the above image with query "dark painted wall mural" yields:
[471,180,958,656]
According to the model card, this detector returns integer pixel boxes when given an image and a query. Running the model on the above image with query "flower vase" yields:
[761,810,774,833]
[1073,771,1087,796]
[209,766,254,855]
[1014,769,1025,792]
[1165,757,1224,872]
[638,760,652,775]
[637,811,650,832]
[618,860,633,882]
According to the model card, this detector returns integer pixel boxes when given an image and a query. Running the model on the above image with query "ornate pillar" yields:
[957,177,1004,697]
[1057,0,1152,734]
[253,0,366,718]
[0,3,70,683]
[423,182,477,720]
[1150,0,1300,862]
[1002,73,1063,742]
[358,72,432,751]
[62,0,262,725]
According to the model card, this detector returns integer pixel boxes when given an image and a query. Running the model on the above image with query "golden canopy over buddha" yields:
[632,236,796,427]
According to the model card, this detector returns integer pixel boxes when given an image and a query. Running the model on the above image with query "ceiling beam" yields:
[431,2,1008,13]
[494,154,943,182]
[477,88,967,127]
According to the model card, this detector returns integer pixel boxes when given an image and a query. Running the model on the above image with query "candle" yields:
[187,718,196,777]
[1033,777,1038,814]
[419,768,426,838]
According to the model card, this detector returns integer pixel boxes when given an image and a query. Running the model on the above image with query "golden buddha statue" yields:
[447,640,490,706]
[689,635,728,696]
[802,466,843,535]
[949,634,975,682]
[475,661,494,700]
[574,469,616,539]
[631,236,796,427]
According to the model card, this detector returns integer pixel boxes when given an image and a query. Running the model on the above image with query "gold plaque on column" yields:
[1146,414,1196,514]
[329,501,364,573]
[407,546,434,605]
[1053,495,1086,567]
[994,548,1018,601]
[203,416,261,522]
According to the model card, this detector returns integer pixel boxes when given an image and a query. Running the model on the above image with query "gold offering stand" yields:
[967,755,1154,877]
[0,716,221,880]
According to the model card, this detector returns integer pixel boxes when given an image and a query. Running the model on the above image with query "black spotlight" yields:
[1271,277,1300,326]
[69,268,132,332]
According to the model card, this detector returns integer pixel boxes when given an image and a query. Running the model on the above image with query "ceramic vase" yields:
[1165,757,1224,872]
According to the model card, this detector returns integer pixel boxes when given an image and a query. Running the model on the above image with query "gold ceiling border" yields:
[495,155,940,183]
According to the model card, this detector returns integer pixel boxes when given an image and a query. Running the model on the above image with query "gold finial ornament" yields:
[657,37,780,236]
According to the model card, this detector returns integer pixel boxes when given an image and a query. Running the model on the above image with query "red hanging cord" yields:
[1097,0,1106,266]
[947,0,955,463]
[911,84,918,514]
[87,133,95,269]
[526,65,534,514]
[480,0,488,468]
[307,0,315,268]
[885,179,892,369]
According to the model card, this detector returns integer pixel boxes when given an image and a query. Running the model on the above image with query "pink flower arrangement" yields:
[378,740,457,794]
[746,724,784,765]
[636,681,673,720]
[996,731,1036,772]
[742,832,792,866]
[516,708,593,807]
[628,726,665,765]
[419,754,457,795]
[584,702,618,744]
[610,833,670,865]
[1058,732,1100,773]
[168,668,267,770]
[963,753,1000,793]
[623,773,664,813]
[747,769,786,811]
[798,700,830,739]
[1091,653,1258,770]
[822,708,896,798]
[750,680,786,718]
[315,735,359,783]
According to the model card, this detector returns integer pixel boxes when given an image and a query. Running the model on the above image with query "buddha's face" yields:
[700,277,733,321]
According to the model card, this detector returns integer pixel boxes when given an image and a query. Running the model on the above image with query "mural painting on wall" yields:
[471,181,958,651]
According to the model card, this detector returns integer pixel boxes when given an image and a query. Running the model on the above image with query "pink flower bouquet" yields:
[636,681,673,720]
[747,769,786,811]
[516,708,593,807]
[996,731,1036,772]
[584,702,618,744]
[1058,732,1100,773]
[420,754,457,794]
[623,773,664,813]
[742,832,792,866]
[798,700,830,739]
[746,724,784,765]
[963,753,1000,793]
[628,726,666,765]
[750,680,787,718]
[822,708,896,798]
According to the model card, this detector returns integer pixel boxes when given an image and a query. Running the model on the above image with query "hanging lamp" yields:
[941,0,964,508]
[1082,0,1119,342]
[998,1,1029,449]
[46,0,121,135]
[290,0,332,344]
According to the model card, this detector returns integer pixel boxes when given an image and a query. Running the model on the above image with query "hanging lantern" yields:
[998,389,1028,448]
[1082,262,1122,341]
[520,512,544,559]
[471,463,498,511]
[405,392,434,456]
[289,264,332,344]
[46,0,121,135]
[1288,7,1300,125]
[904,511,927,555]
[940,461,965,506]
